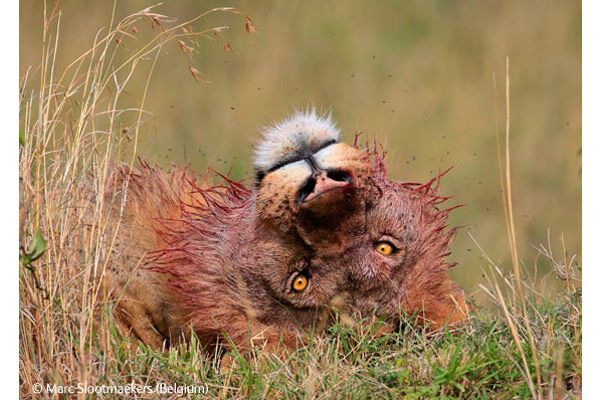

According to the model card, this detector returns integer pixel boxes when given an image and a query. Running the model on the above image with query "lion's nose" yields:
[297,170,353,204]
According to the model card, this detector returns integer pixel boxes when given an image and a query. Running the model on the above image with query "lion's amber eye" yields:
[292,274,309,292]
[375,241,396,255]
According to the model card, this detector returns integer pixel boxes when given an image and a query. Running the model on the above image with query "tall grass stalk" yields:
[18,3,238,397]
[483,57,580,399]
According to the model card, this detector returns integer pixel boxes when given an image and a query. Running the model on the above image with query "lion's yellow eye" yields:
[292,274,309,292]
[375,241,396,255]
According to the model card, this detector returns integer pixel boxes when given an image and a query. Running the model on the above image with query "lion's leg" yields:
[113,296,167,349]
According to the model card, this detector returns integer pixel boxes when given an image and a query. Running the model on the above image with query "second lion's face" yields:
[251,141,459,329]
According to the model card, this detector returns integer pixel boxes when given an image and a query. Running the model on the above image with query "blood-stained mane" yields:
[95,114,467,352]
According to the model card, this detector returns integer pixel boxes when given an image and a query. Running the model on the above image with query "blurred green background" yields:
[20,1,581,297]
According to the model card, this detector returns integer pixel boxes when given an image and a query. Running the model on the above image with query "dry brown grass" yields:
[18,4,241,397]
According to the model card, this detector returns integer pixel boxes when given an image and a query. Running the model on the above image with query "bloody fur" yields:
[99,143,466,352]
[348,145,467,329]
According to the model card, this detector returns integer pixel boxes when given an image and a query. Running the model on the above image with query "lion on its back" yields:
[92,111,466,351]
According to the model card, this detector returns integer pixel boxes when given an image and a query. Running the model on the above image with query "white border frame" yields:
[582,0,597,397]
[3,1,592,398]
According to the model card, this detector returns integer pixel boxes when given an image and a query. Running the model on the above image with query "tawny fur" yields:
[98,166,309,351]
[338,153,467,330]
[91,113,466,352]
[95,144,373,352]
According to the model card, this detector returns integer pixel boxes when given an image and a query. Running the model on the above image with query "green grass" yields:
[86,287,580,399]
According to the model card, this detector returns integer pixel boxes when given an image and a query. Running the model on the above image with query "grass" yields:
[19,2,581,399]
[139,290,581,399]
[30,285,578,399]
